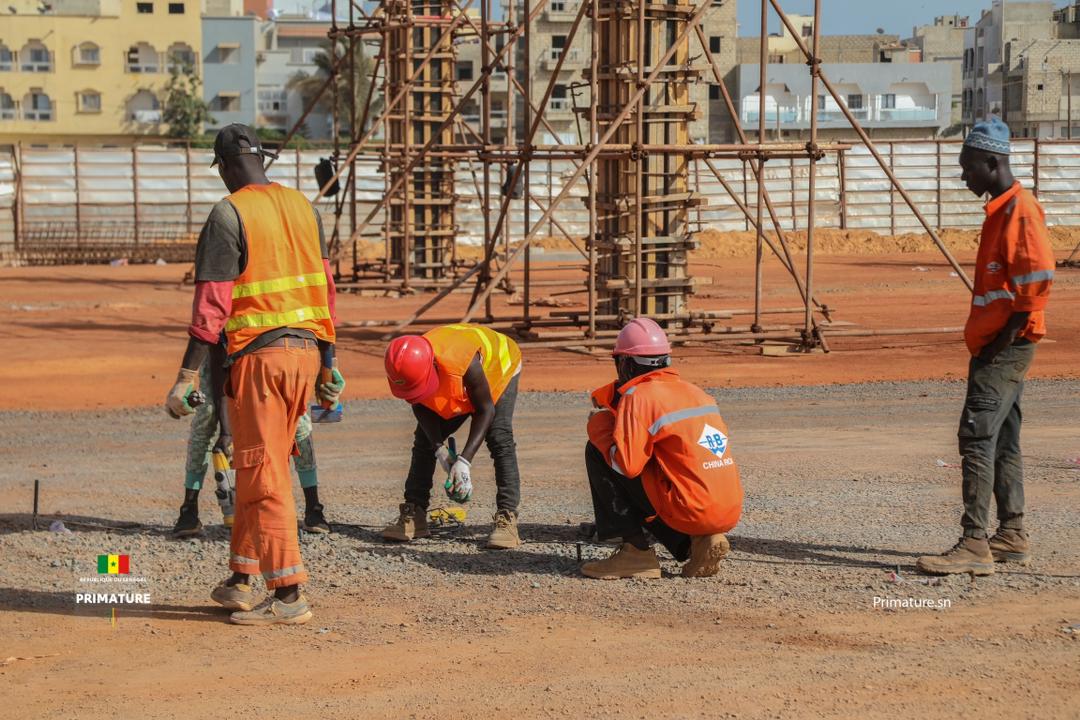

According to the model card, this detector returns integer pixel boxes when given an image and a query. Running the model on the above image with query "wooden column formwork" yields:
[383,0,457,285]
[592,0,697,325]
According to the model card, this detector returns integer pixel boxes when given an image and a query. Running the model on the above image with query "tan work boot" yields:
[486,509,520,549]
[916,537,994,576]
[229,594,312,626]
[988,528,1030,565]
[581,543,662,580]
[381,502,431,542]
[210,580,256,611]
[682,533,731,578]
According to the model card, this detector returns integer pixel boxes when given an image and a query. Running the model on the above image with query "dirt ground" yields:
[1,249,1079,718]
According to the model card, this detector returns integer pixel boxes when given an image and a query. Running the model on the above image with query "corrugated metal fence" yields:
[3,140,1080,263]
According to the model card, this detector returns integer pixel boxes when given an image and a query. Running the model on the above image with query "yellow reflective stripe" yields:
[495,331,512,374]
[232,272,327,300]
[225,305,331,332]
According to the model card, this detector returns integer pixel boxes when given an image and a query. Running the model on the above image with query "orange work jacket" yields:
[587,368,743,535]
[420,324,522,420]
[964,181,1055,356]
[223,183,335,355]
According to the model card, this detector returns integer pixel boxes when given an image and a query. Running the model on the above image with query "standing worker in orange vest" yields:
[917,118,1054,576]
[383,324,523,549]
[582,318,743,579]
[164,124,343,625]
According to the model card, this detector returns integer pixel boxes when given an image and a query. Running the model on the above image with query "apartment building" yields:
[736,14,901,65]
[0,0,203,145]
[961,0,1055,131]
[1002,38,1080,139]
[467,0,738,144]
[734,61,952,140]
[202,15,261,130]
[907,15,969,128]
[255,17,335,137]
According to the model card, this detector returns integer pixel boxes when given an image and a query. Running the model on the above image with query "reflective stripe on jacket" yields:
[224,183,335,355]
[587,368,743,535]
[420,323,522,420]
[964,181,1054,356]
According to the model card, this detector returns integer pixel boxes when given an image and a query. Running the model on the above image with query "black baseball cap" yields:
[210,123,278,167]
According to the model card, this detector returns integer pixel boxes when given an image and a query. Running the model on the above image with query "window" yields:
[168,2,183,12]
[167,43,196,72]
[0,91,14,120]
[257,88,285,113]
[551,0,566,10]
[23,90,52,120]
[846,94,863,110]
[127,89,160,122]
[137,2,152,12]
[78,90,101,113]
[456,61,473,81]
[767,54,784,64]
[818,95,826,110]
[708,84,720,101]
[802,24,812,38]
[76,42,100,66]
[1037,83,1044,91]
[216,43,240,64]
[882,93,896,109]
[126,43,160,73]
[211,93,240,112]
[551,35,566,49]
[551,83,568,110]
[0,44,13,71]
[709,36,721,54]
[20,42,52,72]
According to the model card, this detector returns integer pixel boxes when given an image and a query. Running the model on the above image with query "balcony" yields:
[742,108,798,125]
[132,109,162,123]
[541,48,581,71]
[548,97,573,116]
[878,107,938,122]
[24,107,53,121]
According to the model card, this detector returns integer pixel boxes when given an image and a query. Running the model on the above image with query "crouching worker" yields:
[582,318,743,580]
[383,324,523,549]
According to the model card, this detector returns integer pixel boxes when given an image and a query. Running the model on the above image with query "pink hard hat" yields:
[613,317,672,357]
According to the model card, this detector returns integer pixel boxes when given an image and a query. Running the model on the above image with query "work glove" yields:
[316,367,346,406]
[165,368,200,419]
[445,456,473,504]
[435,444,453,474]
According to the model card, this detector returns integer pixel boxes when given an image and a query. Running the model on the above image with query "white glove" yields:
[445,457,473,503]
[435,444,452,474]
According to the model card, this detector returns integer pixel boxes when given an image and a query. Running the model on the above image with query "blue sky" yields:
[736,1,1002,38]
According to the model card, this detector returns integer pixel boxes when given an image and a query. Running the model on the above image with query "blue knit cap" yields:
[964,117,1011,155]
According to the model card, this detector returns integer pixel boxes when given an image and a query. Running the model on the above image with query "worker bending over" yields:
[173,340,331,537]
[582,318,743,579]
[917,118,1054,576]
[165,124,343,625]
[383,324,523,549]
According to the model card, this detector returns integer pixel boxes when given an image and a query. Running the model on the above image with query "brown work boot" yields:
[988,528,1030,565]
[485,509,520,549]
[682,533,731,578]
[916,537,995,576]
[381,502,431,542]
[581,543,662,580]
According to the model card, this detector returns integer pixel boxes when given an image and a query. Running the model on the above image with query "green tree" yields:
[162,62,214,139]
[287,39,381,137]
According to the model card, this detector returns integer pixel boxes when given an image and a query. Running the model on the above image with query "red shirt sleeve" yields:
[189,280,234,343]
[323,257,337,327]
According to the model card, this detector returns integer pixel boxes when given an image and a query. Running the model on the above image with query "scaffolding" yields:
[260,0,976,350]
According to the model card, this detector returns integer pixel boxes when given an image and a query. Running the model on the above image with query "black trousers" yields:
[585,441,691,561]
[404,375,521,512]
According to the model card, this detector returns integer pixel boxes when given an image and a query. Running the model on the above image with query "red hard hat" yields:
[385,335,439,403]
[613,317,672,357]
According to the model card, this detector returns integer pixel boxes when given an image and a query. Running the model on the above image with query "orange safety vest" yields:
[587,368,743,536]
[419,324,522,420]
[223,183,335,355]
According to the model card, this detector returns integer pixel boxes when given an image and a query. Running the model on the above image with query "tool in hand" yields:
[185,391,236,527]
[311,345,343,424]
[444,437,473,503]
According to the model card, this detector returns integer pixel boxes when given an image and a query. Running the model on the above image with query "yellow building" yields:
[0,0,203,144]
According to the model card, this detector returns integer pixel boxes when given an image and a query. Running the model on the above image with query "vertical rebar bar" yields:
[804,0,821,345]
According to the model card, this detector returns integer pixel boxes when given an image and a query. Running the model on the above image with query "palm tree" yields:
[287,39,381,138]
